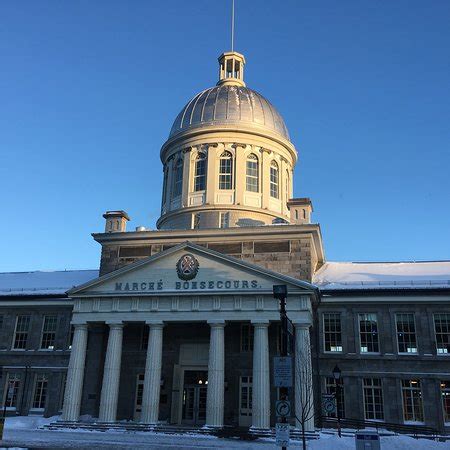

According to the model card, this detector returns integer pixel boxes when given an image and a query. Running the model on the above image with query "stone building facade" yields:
[1,48,449,433]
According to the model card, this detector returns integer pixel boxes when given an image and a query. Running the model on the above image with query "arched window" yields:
[219,151,233,190]
[194,153,206,191]
[270,161,279,198]
[172,158,183,197]
[246,154,259,192]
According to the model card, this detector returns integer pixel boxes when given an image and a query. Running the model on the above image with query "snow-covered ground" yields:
[0,416,448,449]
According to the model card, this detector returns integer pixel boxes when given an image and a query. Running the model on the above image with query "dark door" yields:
[182,370,208,425]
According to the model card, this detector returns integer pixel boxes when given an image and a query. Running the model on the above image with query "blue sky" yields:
[1,0,449,272]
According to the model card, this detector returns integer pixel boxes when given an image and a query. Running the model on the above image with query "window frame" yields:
[245,154,259,193]
[362,378,384,421]
[40,315,58,350]
[441,380,450,425]
[323,312,343,353]
[240,323,254,352]
[31,373,48,411]
[269,161,279,199]
[3,372,21,410]
[395,312,418,355]
[433,313,450,356]
[358,313,380,354]
[12,315,31,350]
[219,212,230,229]
[218,151,233,190]
[401,379,424,423]
[239,375,253,417]
[324,377,345,418]
[172,157,183,198]
[193,153,206,192]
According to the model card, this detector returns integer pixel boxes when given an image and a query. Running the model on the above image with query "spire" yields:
[217,52,246,87]
[217,0,245,87]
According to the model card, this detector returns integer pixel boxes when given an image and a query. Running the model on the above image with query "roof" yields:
[313,261,450,291]
[169,85,290,141]
[0,270,99,297]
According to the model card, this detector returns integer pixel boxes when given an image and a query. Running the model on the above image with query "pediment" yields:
[69,242,315,298]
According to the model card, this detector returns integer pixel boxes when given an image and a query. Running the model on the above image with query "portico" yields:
[62,243,317,429]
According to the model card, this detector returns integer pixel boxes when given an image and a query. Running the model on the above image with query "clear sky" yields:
[1,0,449,272]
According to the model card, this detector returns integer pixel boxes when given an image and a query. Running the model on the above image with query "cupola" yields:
[217,51,246,87]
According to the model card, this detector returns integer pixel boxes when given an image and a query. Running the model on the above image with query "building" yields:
[1,49,449,433]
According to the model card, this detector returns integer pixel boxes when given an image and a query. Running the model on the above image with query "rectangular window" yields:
[32,374,48,410]
[219,212,230,229]
[239,376,253,417]
[13,315,31,350]
[246,158,259,192]
[359,313,379,353]
[270,165,279,198]
[3,373,21,409]
[396,313,417,354]
[441,380,450,424]
[323,313,342,352]
[363,378,384,420]
[40,315,57,350]
[219,156,232,189]
[434,313,450,355]
[324,377,345,418]
[240,323,254,352]
[401,379,424,423]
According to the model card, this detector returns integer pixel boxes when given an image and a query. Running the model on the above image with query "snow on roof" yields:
[0,270,99,296]
[313,261,450,291]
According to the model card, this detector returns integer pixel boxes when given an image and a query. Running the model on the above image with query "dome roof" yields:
[169,85,290,141]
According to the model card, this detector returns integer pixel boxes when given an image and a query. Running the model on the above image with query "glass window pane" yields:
[323,313,342,352]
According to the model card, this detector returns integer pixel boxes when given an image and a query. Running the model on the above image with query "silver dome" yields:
[169,85,290,141]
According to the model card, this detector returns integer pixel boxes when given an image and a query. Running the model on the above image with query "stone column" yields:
[98,323,124,422]
[206,321,226,427]
[140,322,164,424]
[251,321,270,429]
[61,323,88,421]
[294,323,314,431]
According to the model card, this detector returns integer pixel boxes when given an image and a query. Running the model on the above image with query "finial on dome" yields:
[217,51,246,87]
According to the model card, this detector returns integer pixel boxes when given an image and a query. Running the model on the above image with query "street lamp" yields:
[332,365,342,437]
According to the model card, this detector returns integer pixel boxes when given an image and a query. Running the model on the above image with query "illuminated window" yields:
[172,158,183,197]
[401,379,423,422]
[246,154,259,192]
[3,373,20,409]
[219,151,233,189]
[13,315,31,350]
[434,313,450,354]
[323,313,342,352]
[270,161,279,198]
[194,153,206,191]
[40,315,57,350]
[359,313,379,353]
[239,376,253,417]
[396,313,417,354]
[363,378,384,420]
[441,381,450,423]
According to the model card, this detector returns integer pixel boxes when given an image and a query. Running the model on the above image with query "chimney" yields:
[287,198,313,224]
[103,210,130,233]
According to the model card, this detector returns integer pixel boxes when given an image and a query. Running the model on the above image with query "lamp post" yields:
[273,285,288,450]
[332,365,342,437]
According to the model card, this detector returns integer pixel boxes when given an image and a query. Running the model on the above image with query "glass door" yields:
[182,370,208,425]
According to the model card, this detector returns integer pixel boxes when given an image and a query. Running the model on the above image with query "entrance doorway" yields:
[133,373,144,421]
[182,370,208,425]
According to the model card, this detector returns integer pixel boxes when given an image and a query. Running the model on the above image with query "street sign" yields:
[321,393,336,415]
[273,356,293,388]
[275,422,290,447]
[275,400,291,417]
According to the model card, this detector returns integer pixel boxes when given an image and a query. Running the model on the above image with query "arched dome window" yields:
[270,161,279,199]
[246,153,259,192]
[172,157,183,198]
[219,151,233,190]
[194,153,206,192]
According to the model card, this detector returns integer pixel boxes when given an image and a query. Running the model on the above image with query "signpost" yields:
[275,400,291,418]
[273,285,290,450]
[273,356,293,388]
[276,422,290,447]
[321,393,336,415]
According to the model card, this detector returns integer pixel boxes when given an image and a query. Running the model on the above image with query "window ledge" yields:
[398,353,419,356]
[403,421,425,425]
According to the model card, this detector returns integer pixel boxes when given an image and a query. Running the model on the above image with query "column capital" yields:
[145,321,165,328]
[293,322,310,330]
[72,323,88,330]
[207,320,226,327]
[106,322,124,330]
[251,320,270,327]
